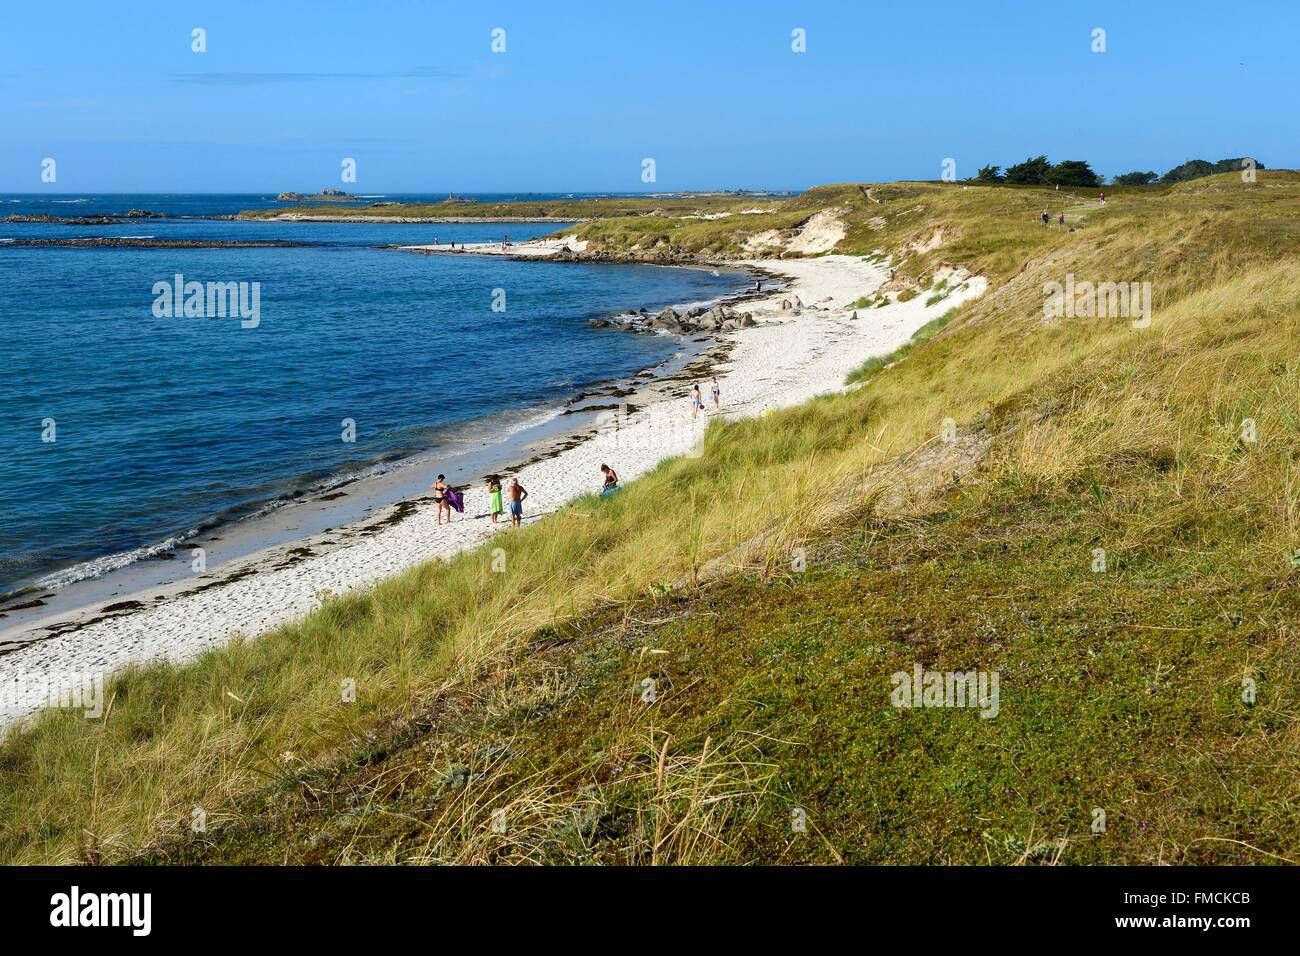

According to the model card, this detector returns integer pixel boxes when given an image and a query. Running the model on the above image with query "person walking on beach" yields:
[432,474,452,525]
[600,463,620,496]
[507,477,528,527]
[690,383,703,418]
[710,376,721,410]
[487,475,503,524]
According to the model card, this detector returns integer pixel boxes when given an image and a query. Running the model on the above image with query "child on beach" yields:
[600,463,620,496]
[487,476,503,524]
[710,377,721,410]
[507,477,528,527]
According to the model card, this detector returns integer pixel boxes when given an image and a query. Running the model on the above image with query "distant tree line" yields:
[1150,157,1263,184]
[974,156,1102,187]
[973,155,1263,188]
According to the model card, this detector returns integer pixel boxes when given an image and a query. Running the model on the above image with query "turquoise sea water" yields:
[0,195,751,595]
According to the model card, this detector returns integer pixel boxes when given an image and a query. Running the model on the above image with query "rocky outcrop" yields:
[598,302,760,338]
[276,189,359,202]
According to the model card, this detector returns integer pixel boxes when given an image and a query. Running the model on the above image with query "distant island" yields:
[275,188,362,203]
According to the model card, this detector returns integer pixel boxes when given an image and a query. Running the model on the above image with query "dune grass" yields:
[4,171,1300,863]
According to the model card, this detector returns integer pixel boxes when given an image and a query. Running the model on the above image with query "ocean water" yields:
[0,197,752,597]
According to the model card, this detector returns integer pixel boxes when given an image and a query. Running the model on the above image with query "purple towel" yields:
[445,488,464,513]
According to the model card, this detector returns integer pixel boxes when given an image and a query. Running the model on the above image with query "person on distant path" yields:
[600,463,620,496]
[1041,210,1050,226]
[1099,191,1106,205]
[1058,213,1066,230]
[691,383,703,418]
[432,474,452,525]
[710,377,721,410]
[507,477,528,526]
[487,476,503,524]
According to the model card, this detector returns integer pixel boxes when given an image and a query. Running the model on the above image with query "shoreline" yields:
[0,265,764,633]
[241,214,595,224]
[0,253,986,726]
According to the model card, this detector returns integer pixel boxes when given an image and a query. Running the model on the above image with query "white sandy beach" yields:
[406,235,590,257]
[0,253,984,724]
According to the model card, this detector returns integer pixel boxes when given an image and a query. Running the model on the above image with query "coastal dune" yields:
[0,254,984,725]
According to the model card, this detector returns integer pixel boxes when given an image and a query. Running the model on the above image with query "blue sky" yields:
[1,0,1294,192]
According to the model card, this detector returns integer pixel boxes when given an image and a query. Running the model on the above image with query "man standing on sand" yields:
[507,477,528,527]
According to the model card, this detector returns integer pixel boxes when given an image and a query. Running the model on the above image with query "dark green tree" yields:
[1161,157,1264,183]
[1004,155,1052,185]
[1160,159,1217,183]
[1046,160,1102,187]
[975,165,1004,183]
[1113,170,1158,186]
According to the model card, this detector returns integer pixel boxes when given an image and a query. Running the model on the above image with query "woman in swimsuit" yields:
[432,474,451,525]
[710,377,720,410]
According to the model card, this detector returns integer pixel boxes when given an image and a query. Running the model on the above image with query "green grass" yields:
[141,486,1300,864]
[5,170,1300,864]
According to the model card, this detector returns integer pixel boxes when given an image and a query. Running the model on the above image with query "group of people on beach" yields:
[430,234,512,252]
[690,377,722,418]
[430,462,621,529]
[427,372,724,531]
[432,473,528,527]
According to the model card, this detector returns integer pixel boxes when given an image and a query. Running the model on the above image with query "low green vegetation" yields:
[238,194,782,222]
[4,171,1300,864]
